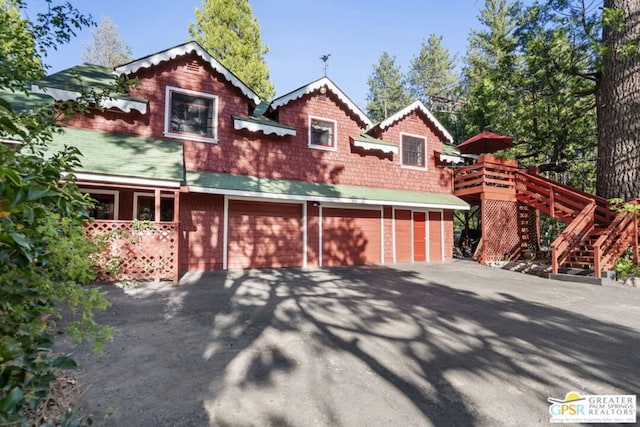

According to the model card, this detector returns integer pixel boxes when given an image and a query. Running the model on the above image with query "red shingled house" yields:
[23,42,469,281]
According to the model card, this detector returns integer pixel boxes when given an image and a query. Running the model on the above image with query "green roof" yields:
[33,63,146,104]
[352,133,397,147]
[232,114,296,131]
[0,88,54,113]
[46,127,184,182]
[441,143,461,156]
[187,171,468,209]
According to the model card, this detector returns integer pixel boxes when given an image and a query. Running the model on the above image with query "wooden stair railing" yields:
[513,171,597,223]
[593,200,640,275]
[549,202,596,275]
[454,162,638,278]
[514,171,614,225]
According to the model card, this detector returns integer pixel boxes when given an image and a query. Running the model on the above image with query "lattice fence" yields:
[481,200,522,262]
[86,221,178,282]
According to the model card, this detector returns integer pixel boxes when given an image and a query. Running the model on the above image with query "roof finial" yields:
[320,53,331,76]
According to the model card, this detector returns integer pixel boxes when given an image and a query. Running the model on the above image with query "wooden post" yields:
[154,188,161,223]
[173,189,181,284]
[634,212,639,266]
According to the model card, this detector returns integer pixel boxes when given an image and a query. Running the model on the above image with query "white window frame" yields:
[400,132,427,170]
[81,188,120,220]
[133,192,175,222]
[164,86,218,143]
[308,115,338,151]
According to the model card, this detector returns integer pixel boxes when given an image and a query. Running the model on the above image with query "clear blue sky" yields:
[31,0,488,110]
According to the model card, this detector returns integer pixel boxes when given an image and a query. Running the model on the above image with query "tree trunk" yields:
[596,0,640,200]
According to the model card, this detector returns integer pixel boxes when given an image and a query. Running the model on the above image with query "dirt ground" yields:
[54,261,640,426]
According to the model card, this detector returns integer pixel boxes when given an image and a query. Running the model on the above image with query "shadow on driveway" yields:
[58,261,640,426]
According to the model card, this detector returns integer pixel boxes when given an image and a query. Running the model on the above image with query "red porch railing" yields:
[453,156,518,201]
[86,221,179,283]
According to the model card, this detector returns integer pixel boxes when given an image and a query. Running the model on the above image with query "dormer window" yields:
[164,86,218,143]
[401,133,426,169]
[309,116,337,150]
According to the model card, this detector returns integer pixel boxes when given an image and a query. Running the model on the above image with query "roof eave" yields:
[31,85,148,114]
[376,100,453,143]
[114,42,261,105]
[271,77,372,128]
[233,116,296,137]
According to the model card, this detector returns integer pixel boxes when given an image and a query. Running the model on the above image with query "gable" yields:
[270,77,372,128]
[371,100,453,143]
[114,42,260,105]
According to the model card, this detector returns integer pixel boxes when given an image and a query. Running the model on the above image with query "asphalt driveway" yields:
[55,260,640,426]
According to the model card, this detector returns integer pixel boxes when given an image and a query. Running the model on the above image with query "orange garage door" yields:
[322,208,381,266]
[227,200,303,269]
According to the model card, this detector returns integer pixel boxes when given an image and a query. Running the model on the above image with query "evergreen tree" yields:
[460,0,598,188]
[81,16,133,68]
[189,0,275,99]
[406,34,457,110]
[596,0,640,199]
[366,51,410,122]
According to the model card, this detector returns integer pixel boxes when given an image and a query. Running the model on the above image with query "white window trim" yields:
[164,85,219,143]
[308,115,338,151]
[400,132,427,170]
[133,191,175,221]
[81,189,120,220]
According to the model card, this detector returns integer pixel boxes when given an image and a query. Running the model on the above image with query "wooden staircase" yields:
[453,156,639,279]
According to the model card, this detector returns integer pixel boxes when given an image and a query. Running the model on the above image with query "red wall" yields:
[66,55,453,196]
[179,192,224,271]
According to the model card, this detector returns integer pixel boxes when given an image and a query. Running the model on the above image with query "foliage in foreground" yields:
[1,0,116,424]
[0,143,115,424]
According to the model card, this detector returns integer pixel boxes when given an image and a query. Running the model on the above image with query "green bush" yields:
[0,145,114,424]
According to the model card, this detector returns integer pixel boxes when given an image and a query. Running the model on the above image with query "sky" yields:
[29,0,488,110]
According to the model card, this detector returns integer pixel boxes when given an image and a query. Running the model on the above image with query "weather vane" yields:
[320,53,331,76]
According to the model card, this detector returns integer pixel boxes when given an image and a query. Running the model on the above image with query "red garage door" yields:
[322,208,381,266]
[227,200,303,269]
[395,209,412,262]
[429,211,444,262]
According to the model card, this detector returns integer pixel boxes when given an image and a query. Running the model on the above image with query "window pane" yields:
[137,197,174,222]
[403,136,425,166]
[311,119,334,146]
[88,194,114,220]
[170,92,214,137]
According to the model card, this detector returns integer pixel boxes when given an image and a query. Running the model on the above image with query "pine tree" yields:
[596,0,640,199]
[81,16,133,68]
[460,0,597,189]
[189,0,275,100]
[366,52,410,122]
[406,34,457,110]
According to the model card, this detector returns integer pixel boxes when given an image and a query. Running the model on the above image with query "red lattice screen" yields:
[481,200,522,262]
[86,221,178,283]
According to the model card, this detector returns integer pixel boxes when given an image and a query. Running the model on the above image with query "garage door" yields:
[322,208,381,266]
[227,200,303,269]
[395,209,412,262]
[429,211,444,262]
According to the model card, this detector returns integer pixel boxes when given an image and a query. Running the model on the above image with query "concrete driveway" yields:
[56,260,640,426]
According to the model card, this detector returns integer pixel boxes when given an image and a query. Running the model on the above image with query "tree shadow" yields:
[58,264,640,425]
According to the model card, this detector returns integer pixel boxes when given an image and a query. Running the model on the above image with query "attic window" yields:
[401,133,426,169]
[308,116,337,151]
[164,86,218,143]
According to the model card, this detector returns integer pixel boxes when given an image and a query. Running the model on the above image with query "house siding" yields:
[51,44,465,274]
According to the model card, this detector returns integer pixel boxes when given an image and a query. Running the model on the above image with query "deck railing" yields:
[453,156,518,200]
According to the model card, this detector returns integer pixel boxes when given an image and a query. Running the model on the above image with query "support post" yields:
[154,188,161,223]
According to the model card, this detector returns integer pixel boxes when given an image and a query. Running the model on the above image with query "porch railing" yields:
[86,221,179,283]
